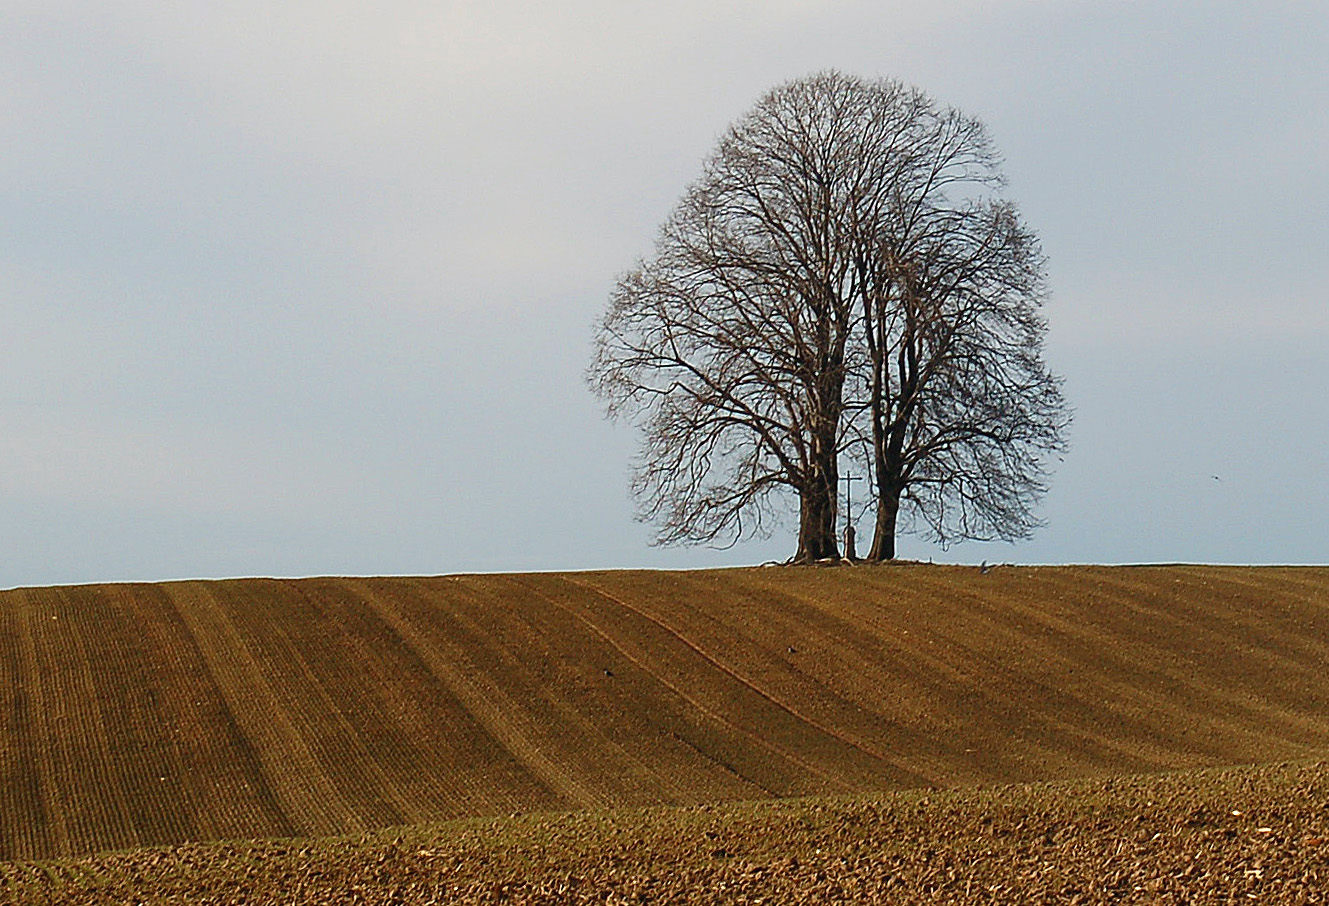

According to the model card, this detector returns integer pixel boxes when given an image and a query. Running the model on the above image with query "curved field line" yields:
[473,576,735,803]
[421,573,774,805]
[165,582,359,836]
[1038,568,1329,747]
[3,593,57,859]
[558,574,931,790]
[869,570,1246,762]
[663,570,997,773]
[295,580,503,822]
[515,579,785,796]
[237,579,420,830]
[706,569,1173,779]
[346,579,602,810]
[724,566,1329,774]
[891,568,1319,760]
[892,566,1329,762]
[136,583,296,842]
[426,574,745,806]
[659,569,1072,777]
[333,578,576,817]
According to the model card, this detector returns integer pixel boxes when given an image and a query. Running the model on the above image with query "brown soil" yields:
[1,564,1328,863]
[3,759,1325,904]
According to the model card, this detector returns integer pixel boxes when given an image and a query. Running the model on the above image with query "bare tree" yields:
[589,75,872,561]
[589,72,1068,563]
[855,197,1069,559]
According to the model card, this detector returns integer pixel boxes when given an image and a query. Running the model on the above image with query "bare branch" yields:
[588,71,1070,561]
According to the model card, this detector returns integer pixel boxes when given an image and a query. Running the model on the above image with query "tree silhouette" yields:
[590,72,1068,561]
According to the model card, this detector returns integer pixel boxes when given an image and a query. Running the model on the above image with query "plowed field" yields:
[5,760,1327,904]
[1,565,1327,863]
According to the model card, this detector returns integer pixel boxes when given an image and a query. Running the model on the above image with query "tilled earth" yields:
[3,760,1327,905]
[7,567,1329,866]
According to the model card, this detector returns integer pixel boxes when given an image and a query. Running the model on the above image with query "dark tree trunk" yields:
[867,483,901,561]
[795,454,840,562]
[796,488,839,560]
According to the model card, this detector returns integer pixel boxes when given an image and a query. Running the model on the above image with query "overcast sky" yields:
[3,1,1326,587]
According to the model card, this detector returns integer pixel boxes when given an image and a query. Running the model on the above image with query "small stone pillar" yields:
[843,524,858,561]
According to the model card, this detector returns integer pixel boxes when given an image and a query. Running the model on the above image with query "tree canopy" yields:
[589,72,1069,562]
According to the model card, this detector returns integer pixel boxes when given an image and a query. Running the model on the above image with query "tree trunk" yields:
[867,484,901,561]
[795,475,840,562]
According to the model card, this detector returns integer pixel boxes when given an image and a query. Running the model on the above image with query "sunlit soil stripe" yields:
[560,572,934,792]
[707,565,1329,777]
[855,567,1318,767]
[481,575,746,805]
[348,577,603,811]
[526,574,832,797]
[0,591,50,859]
[1038,568,1329,758]
[544,573,856,795]
[668,568,1054,779]
[861,568,1233,767]
[288,580,480,825]
[440,575,682,805]
[342,579,562,820]
[677,570,984,779]
[703,567,1153,780]
[124,582,241,845]
[166,582,359,837]
[508,575,774,804]
[347,578,571,818]
[148,582,296,843]
[208,580,414,830]
[405,573,705,808]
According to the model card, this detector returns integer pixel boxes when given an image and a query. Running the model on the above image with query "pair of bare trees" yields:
[588,72,1069,562]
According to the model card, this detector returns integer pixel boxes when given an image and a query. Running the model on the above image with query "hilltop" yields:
[2,564,1328,862]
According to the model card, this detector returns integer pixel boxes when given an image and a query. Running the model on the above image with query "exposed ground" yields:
[2,564,1329,865]
[2,759,1326,904]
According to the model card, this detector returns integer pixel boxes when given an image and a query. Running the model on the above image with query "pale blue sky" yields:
[3,1,1326,586]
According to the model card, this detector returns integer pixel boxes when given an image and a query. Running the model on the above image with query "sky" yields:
[2,0,1326,587]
